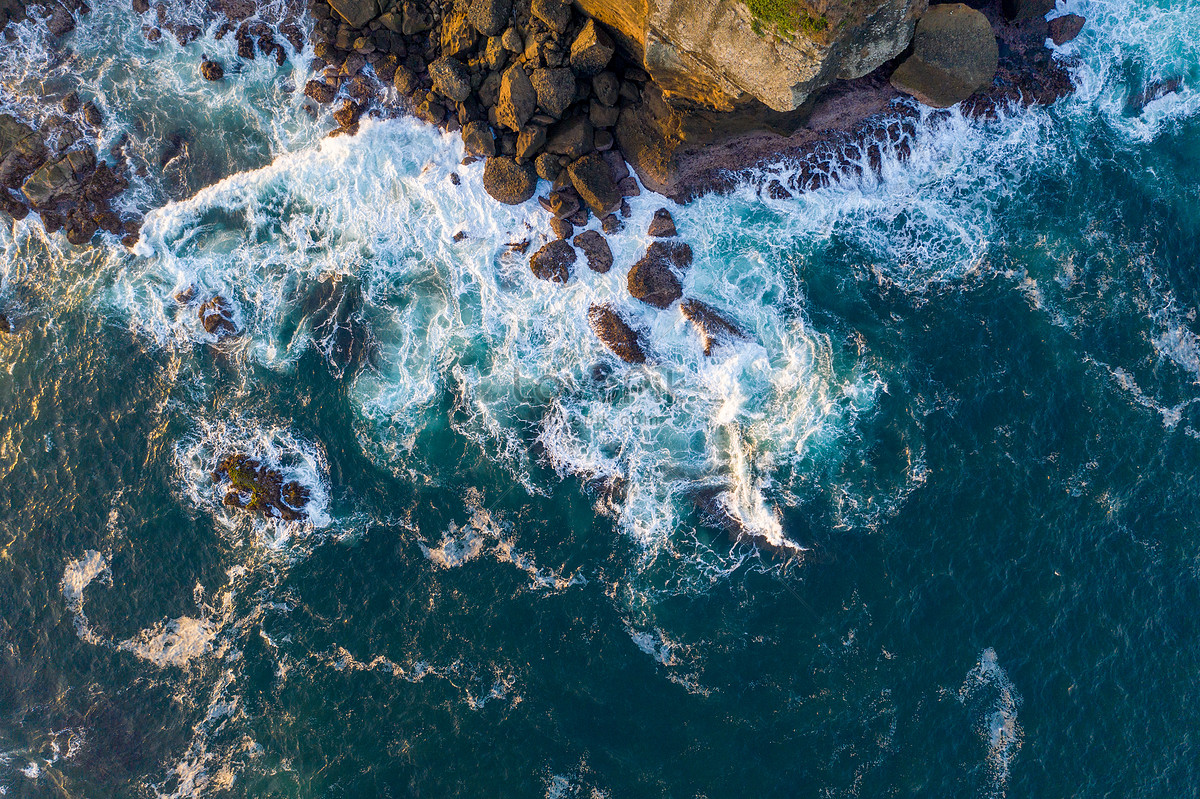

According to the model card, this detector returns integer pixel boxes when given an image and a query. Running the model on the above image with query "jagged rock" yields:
[566,152,620,216]
[429,56,472,103]
[64,208,97,245]
[482,155,536,204]
[647,207,676,237]
[569,19,614,76]
[543,190,579,218]
[890,4,998,109]
[530,68,576,119]
[643,239,692,269]
[441,10,477,58]
[1131,77,1182,111]
[483,35,508,71]
[198,295,238,337]
[573,229,612,273]
[602,212,622,233]
[1049,14,1085,45]
[200,60,224,80]
[501,26,523,52]
[462,120,496,156]
[680,299,746,355]
[546,116,593,159]
[82,102,103,127]
[532,0,570,32]
[415,97,445,125]
[393,65,417,95]
[212,453,309,521]
[588,304,645,364]
[516,124,546,160]
[589,101,620,128]
[617,176,640,197]
[402,0,433,35]
[628,247,682,308]
[468,0,510,37]
[328,0,379,28]
[304,79,335,104]
[497,63,536,132]
[47,7,75,36]
[529,238,575,282]
[21,149,93,207]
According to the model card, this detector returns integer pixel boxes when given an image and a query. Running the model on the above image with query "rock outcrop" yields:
[588,303,646,363]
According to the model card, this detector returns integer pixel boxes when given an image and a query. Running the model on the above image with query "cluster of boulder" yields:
[212,453,311,521]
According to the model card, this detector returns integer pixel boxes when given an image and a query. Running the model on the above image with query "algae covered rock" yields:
[212,453,310,522]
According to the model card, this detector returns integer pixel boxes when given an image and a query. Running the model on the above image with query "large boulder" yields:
[627,246,683,308]
[199,295,238,337]
[462,120,496,156]
[890,4,998,108]
[530,68,576,119]
[429,57,472,103]
[1049,13,1085,45]
[468,0,510,36]
[647,207,676,237]
[588,304,646,364]
[328,0,379,28]
[566,153,620,216]
[21,149,93,207]
[529,239,575,283]
[531,0,570,33]
[496,64,536,132]
[546,117,594,160]
[482,156,537,204]
[441,10,477,58]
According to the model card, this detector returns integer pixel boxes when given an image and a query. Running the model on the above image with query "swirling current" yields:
[1,0,1199,796]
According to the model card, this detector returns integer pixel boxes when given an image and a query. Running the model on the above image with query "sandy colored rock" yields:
[482,155,537,204]
[497,63,536,132]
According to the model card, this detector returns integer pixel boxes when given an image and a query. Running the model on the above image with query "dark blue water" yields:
[1,1,1199,796]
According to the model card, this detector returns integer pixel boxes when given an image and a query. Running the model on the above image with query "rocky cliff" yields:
[575,0,927,114]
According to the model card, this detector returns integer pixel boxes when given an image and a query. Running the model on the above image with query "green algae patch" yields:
[213,454,310,522]
[746,0,829,39]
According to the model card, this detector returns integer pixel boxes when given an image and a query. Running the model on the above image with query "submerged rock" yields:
[1048,14,1085,46]
[212,453,310,522]
[198,295,238,337]
[890,4,998,109]
[680,299,747,355]
[529,238,575,283]
[588,303,646,364]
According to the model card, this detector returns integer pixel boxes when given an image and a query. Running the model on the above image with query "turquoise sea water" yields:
[2,1,1199,796]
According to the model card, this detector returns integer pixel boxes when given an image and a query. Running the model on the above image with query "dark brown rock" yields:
[530,68,576,119]
[890,4,999,108]
[546,116,594,160]
[549,216,573,239]
[328,0,379,28]
[680,299,746,355]
[1048,14,1085,46]
[588,304,645,364]
[628,248,683,308]
[429,56,471,103]
[570,19,614,76]
[647,207,676,237]
[592,71,619,106]
[566,152,620,216]
[462,120,496,156]
[468,0,510,37]
[529,238,575,282]
[644,240,693,270]
[482,155,537,204]
[531,0,570,33]
[516,124,546,160]
[199,295,238,337]
[304,79,336,104]
[534,151,561,181]
[573,229,612,273]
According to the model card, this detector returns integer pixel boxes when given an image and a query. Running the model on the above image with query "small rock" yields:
[333,100,363,128]
[592,72,619,106]
[82,102,103,127]
[573,230,612,273]
[588,304,645,364]
[501,27,523,53]
[602,213,622,234]
[550,217,573,239]
[450,172,461,185]
[516,124,546,160]
[482,156,537,204]
[647,207,676,237]
[1048,14,1085,45]
[535,152,561,181]
[61,92,80,114]
[304,79,336,104]
[198,295,238,337]
[529,238,575,283]
[200,60,224,81]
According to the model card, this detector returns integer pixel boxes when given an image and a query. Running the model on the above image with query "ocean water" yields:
[1,0,1199,796]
